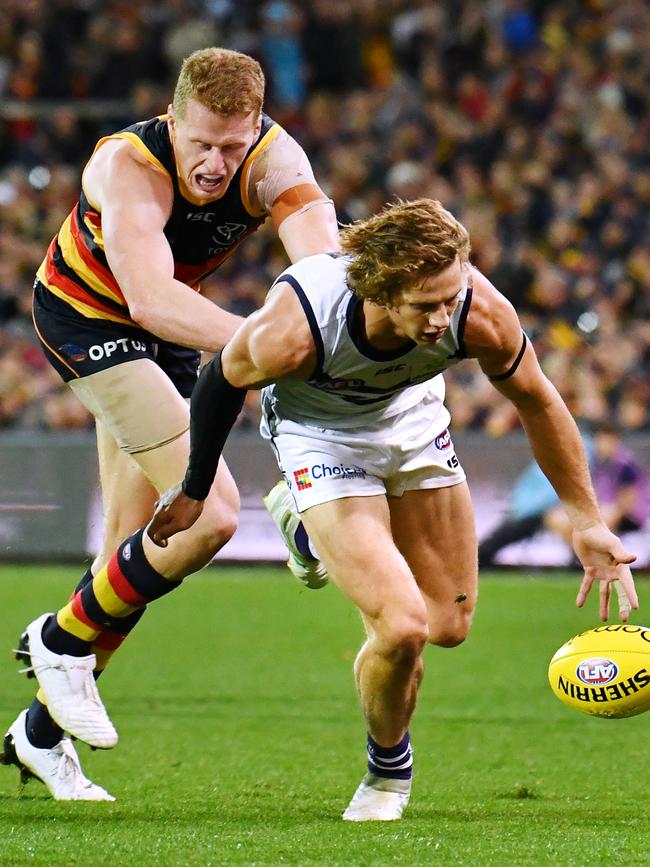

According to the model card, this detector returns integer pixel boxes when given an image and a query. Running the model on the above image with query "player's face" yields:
[388,257,469,345]
[168,99,261,202]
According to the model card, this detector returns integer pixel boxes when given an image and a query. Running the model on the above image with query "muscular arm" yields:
[466,271,600,528]
[249,127,340,262]
[274,190,340,262]
[84,140,242,351]
[148,283,316,543]
[465,270,637,618]
[182,283,314,493]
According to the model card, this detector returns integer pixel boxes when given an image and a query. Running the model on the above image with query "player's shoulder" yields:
[83,139,160,198]
[463,266,521,357]
[255,119,301,158]
[278,253,347,291]
[83,132,172,212]
[87,117,172,179]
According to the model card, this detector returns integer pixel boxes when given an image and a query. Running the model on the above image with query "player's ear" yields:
[167,105,176,131]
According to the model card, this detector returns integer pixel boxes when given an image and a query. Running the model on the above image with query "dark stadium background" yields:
[0,0,648,565]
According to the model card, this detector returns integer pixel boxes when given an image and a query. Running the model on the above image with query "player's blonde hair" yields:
[340,199,471,306]
[173,48,265,119]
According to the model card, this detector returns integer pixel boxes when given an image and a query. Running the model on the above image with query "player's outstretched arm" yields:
[147,350,246,546]
[148,282,316,546]
[465,270,638,621]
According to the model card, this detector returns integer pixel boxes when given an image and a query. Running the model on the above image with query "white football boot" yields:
[342,773,412,821]
[17,613,118,749]
[1,710,115,801]
[263,480,329,589]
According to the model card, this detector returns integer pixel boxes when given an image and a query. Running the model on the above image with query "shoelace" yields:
[14,649,109,723]
[58,738,94,794]
[13,647,35,677]
[82,672,106,709]
[13,647,92,680]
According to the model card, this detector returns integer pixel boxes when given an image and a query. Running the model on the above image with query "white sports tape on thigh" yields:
[69,359,190,454]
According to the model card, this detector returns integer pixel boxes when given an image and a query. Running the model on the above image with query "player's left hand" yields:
[573,523,638,622]
[147,483,204,547]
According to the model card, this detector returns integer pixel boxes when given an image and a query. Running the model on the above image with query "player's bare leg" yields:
[93,420,159,573]
[15,362,239,751]
[389,481,478,649]
[301,495,428,821]
[13,422,163,765]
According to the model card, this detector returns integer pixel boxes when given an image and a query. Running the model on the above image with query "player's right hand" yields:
[573,523,638,622]
[147,483,204,547]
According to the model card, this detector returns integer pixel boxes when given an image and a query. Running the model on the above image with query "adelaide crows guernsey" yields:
[36,113,280,326]
[261,254,473,432]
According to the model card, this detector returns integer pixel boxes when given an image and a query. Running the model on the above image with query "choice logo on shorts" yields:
[293,467,312,490]
[312,463,367,480]
[435,429,452,450]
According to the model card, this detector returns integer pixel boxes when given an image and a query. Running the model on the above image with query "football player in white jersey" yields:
[152,198,638,821]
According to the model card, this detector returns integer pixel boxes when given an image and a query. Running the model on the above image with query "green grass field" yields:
[0,565,648,866]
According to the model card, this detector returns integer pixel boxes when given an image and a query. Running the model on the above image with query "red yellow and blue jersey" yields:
[36,113,281,325]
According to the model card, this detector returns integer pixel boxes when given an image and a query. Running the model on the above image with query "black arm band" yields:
[489,332,528,382]
[181,352,247,501]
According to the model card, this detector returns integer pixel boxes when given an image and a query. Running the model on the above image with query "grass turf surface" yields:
[0,565,648,866]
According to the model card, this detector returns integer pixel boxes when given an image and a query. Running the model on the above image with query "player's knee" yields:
[195,498,239,556]
[102,518,144,556]
[377,611,429,662]
[429,607,473,648]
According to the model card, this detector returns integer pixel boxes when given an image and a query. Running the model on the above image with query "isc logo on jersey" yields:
[548,625,650,718]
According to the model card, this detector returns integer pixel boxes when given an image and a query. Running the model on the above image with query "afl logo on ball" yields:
[576,657,618,685]
[435,429,451,450]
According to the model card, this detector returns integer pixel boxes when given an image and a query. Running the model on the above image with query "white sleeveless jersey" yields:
[261,253,473,432]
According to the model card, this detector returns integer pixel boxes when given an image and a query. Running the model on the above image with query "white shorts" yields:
[261,408,466,513]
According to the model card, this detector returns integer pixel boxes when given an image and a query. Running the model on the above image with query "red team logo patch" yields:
[293,467,312,490]
[435,429,452,450]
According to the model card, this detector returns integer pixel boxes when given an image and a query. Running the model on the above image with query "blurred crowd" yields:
[0,0,648,434]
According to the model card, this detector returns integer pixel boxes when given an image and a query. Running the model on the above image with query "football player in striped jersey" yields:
[2,47,339,800]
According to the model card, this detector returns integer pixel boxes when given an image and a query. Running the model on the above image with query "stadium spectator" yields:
[146,198,638,820]
[480,423,650,567]
[478,433,595,568]
[0,1,647,436]
[1,45,339,802]
[545,422,650,549]
[479,459,565,569]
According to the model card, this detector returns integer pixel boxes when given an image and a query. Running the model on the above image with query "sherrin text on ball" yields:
[548,624,650,719]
